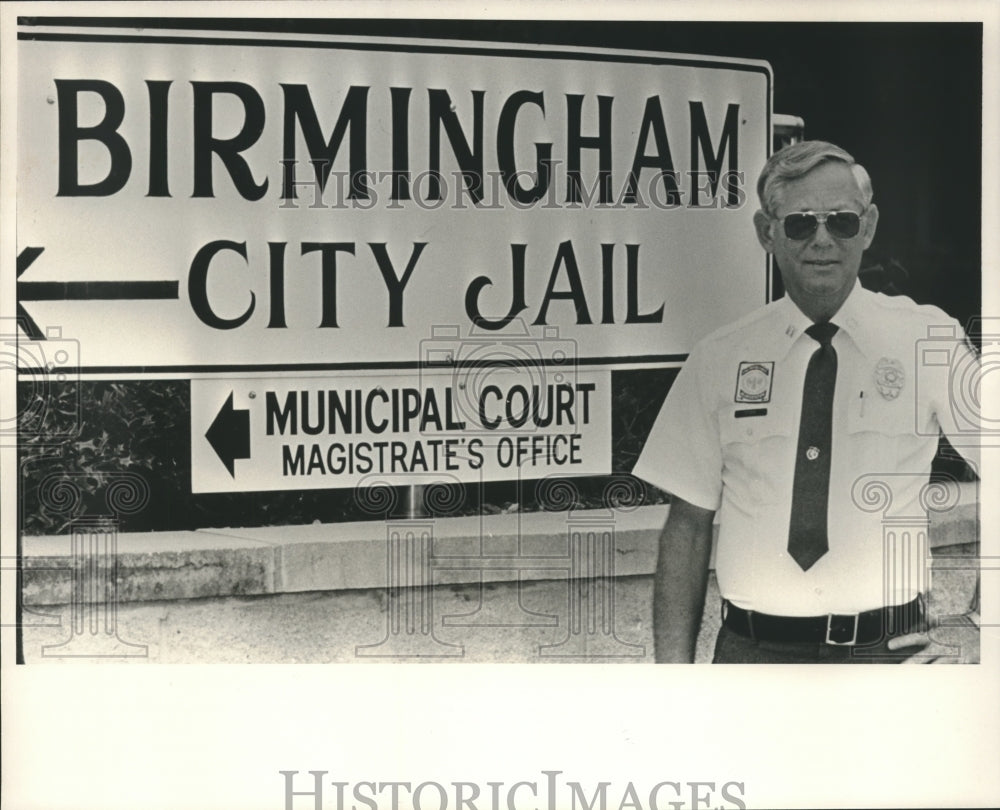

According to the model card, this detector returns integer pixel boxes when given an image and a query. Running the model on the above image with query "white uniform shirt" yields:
[633,282,979,615]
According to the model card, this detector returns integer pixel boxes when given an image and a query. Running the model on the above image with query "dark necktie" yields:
[788,321,839,571]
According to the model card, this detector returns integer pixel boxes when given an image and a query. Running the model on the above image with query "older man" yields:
[632,140,980,664]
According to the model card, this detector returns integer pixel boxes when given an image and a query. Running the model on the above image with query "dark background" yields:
[19,20,984,532]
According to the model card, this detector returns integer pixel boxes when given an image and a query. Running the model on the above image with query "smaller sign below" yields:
[190,369,611,493]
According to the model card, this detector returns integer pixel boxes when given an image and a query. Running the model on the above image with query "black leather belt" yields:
[722,598,924,646]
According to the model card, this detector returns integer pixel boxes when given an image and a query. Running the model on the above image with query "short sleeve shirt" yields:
[632,282,979,615]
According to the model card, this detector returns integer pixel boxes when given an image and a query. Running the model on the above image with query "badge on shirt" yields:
[874,357,905,400]
[734,361,774,403]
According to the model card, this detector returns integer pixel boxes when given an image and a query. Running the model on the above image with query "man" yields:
[632,140,980,663]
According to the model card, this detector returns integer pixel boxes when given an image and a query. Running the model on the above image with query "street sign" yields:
[17,20,771,374]
[190,367,611,493]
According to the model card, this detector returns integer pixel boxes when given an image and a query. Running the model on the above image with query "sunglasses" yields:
[777,210,865,240]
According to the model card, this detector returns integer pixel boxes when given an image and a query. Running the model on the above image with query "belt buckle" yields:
[826,613,859,646]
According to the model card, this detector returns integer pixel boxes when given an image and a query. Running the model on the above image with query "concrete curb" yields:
[22,496,978,607]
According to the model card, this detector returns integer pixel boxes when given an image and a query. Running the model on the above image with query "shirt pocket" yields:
[719,406,796,506]
[845,389,915,470]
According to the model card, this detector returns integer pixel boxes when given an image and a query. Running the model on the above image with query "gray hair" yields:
[757,140,873,215]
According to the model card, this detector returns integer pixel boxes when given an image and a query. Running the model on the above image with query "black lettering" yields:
[420,389,443,432]
[478,386,502,430]
[506,386,529,428]
[328,390,354,434]
[306,444,325,474]
[188,240,255,329]
[428,89,484,203]
[623,96,680,205]
[281,84,369,200]
[689,101,740,207]
[369,243,426,327]
[366,388,390,434]
[146,80,172,197]
[531,384,554,428]
[400,388,421,432]
[390,87,411,200]
[267,391,297,435]
[497,91,551,204]
[355,442,373,474]
[534,240,592,325]
[282,445,305,475]
[468,438,484,469]
[267,242,287,328]
[445,388,467,430]
[56,79,132,196]
[192,82,268,200]
[301,391,325,435]
[600,243,615,324]
[625,244,663,323]
[326,443,345,475]
[576,382,596,424]
[302,242,355,328]
[566,94,613,204]
[465,244,529,331]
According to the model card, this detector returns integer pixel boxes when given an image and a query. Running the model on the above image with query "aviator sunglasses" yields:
[776,209,865,240]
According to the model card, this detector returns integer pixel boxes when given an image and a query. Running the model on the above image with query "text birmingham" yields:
[56,80,744,208]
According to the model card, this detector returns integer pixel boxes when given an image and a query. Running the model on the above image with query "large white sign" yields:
[17,23,771,373]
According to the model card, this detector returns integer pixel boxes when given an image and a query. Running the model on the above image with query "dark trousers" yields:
[712,624,928,664]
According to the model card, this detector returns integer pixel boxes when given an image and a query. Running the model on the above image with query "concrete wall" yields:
[19,495,979,664]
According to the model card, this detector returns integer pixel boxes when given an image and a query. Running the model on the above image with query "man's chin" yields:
[784,281,854,315]
[800,274,853,296]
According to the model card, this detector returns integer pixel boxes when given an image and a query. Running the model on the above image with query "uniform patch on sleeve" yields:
[734,361,774,403]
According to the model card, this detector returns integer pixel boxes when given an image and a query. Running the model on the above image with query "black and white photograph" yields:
[2,2,998,808]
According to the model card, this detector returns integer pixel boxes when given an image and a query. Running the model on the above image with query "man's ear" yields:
[753,210,776,253]
[861,203,879,249]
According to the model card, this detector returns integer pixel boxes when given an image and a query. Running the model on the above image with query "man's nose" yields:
[809,220,837,246]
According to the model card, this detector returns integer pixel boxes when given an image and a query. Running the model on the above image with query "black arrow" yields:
[17,247,179,339]
[205,393,251,478]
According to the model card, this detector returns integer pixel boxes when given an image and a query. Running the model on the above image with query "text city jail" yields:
[186,240,666,330]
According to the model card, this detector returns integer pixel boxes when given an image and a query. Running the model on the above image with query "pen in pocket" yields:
[859,390,865,418]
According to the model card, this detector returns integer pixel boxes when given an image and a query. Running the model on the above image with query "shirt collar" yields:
[773,294,816,360]
[827,281,879,359]
[773,281,876,360]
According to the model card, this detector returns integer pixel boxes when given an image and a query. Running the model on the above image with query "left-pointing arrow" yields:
[17,247,180,339]
[205,393,251,478]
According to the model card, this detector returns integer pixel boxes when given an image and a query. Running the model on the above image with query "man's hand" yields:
[888,615,980,664]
